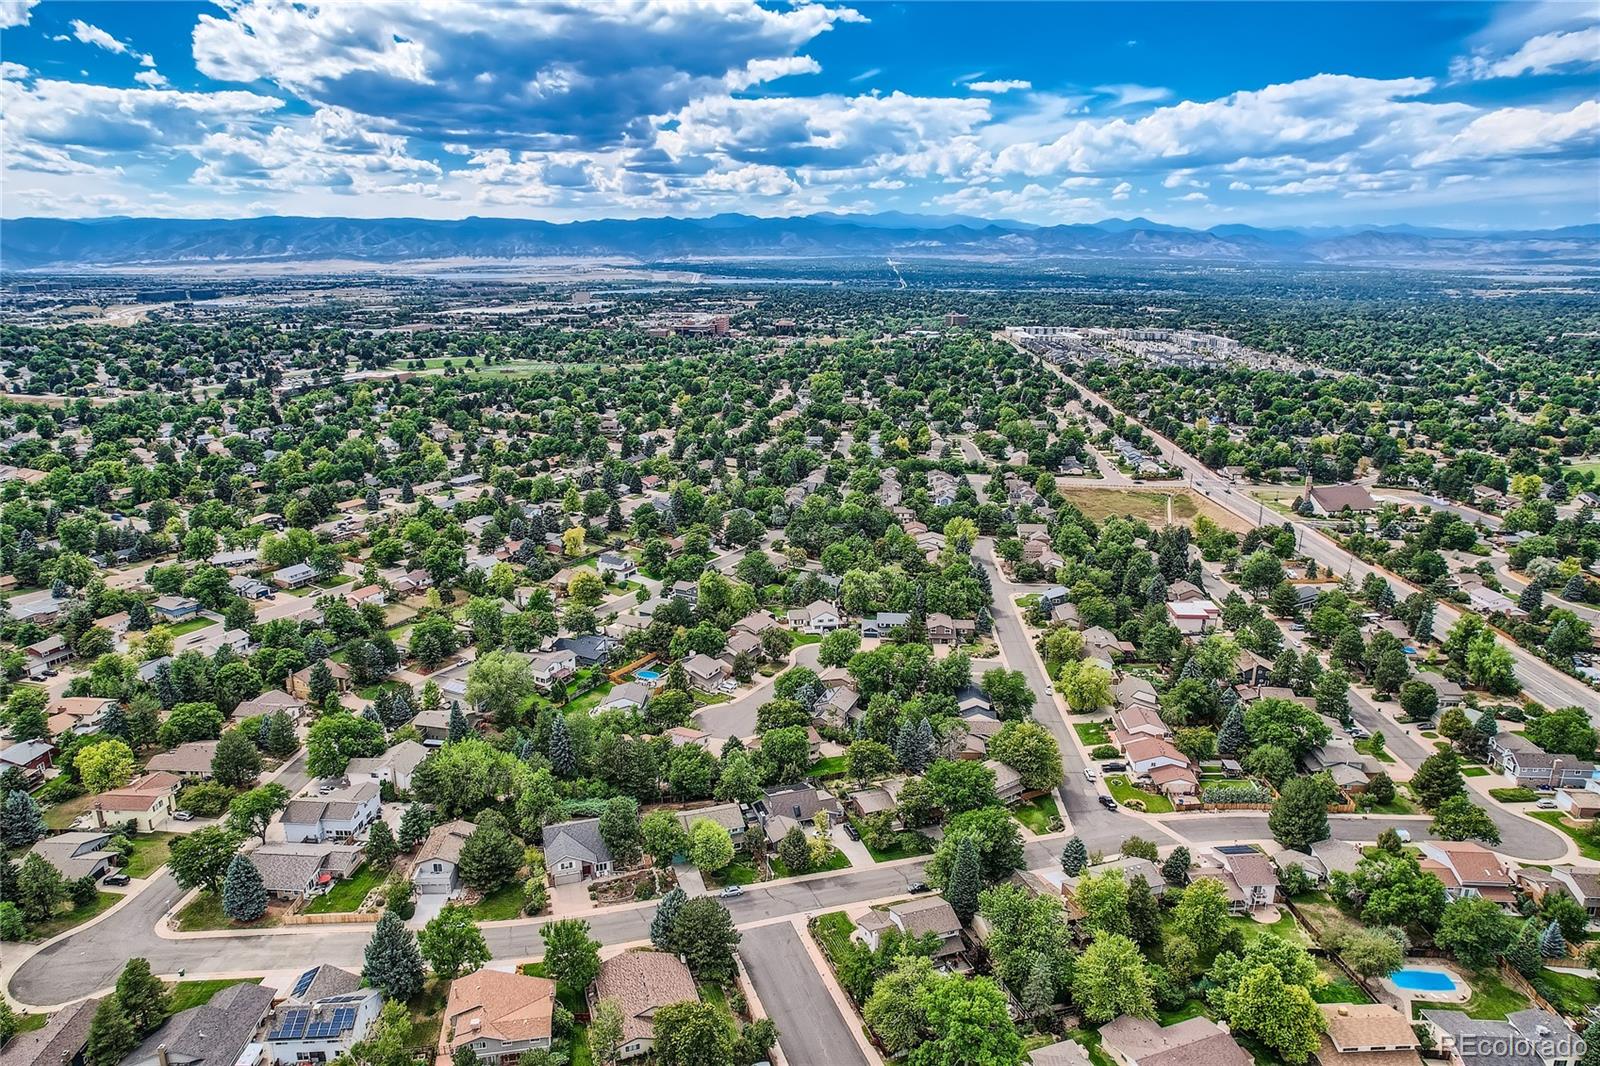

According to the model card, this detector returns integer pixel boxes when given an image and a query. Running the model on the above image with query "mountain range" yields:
[3,213,1597,270]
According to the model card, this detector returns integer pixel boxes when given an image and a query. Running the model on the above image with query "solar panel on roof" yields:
[290,967,319,997]
[269,1008,311,1040]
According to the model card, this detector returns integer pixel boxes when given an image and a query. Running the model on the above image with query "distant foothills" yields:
[3,211,1597,270]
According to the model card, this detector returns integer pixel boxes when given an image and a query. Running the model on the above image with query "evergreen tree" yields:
[1126,874,1161,949]
[363,911,426,1002]
[308,660,337,705]
[1021,951,1057,1018]
[1217,708,1247,757]
[1508,919,1543,978]
[399,803,433,850]
[263,712,298,759]
[154,663,179,708]
[367,820,400,869]
[447,701,470,743]
[548,713,576,777]
[1161,846,1191,886]
[1518,577,1545,618]
[85,999,136,1066]
[222,853,267,922]
[127,599,151,631]
[1540,919,1568,958]
[945,835,982,924]
[99,703,128,742]
[0,790,47,849]
[1060,836,1088,876]
[113,957,169,1033]
[1413,599,1435,644]
[651,887,687,951]
[1561,574,1588,604]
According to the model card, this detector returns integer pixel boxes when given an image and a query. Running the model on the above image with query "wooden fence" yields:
[281,910,383,926]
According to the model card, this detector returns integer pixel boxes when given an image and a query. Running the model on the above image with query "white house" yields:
[1165,598,1220,635]
[343,740,428,792]
[412,820,475,896]
[277,783,382,844]
[786,599,842,634]
[265,966,384,1066]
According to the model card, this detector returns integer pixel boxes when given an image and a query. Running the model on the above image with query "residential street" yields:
[741,922,871,1066]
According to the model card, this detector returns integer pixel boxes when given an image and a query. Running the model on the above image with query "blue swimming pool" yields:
[635,669,662,681]
[1390,968,1458,992]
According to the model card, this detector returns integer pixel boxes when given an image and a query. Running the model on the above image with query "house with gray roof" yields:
[1419,1008,1584,1066]
[277,782,381,843]
[0,996,99,1066]
[412,819,475,895]
[545,817,615,885]
[30,831,118,881]
[264,965,383,1065]
[122,981,274,1066]
[252,843,364,899]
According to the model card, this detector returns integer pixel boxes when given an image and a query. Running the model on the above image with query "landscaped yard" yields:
[1312,959,1372,1005]
[1433,967,1532,1020]
[167,978,261,1014]
[808,755,849,779]
[1011,793,1062,834]
[1536,967,1600,1017]
[704,856,761,888]
[811,910,856,963]
[120,832,178,879]
[563,682,615,717]
[29,891,120,941]
[1074,721,1112,746]
[1529,811,1600,860]
[173,891,282,932]
[164,616,216,637]
[1361,793,1416,815]
[1461,766,1491,778]
[42,792,94,831]
[357,680,408,700]
[1105,774,1173,814]
[1489,787,1539,803]
[303,863,384,913]
[856,824,933,862]
[1227,908,1308,947]
[772,845,850,879]
[1354,738,1395,764]
[407,978,450,1053]
[469,881,526,920]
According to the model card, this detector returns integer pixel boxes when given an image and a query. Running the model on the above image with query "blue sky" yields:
[2,0,1596,228]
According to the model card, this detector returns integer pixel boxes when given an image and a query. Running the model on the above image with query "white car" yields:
[1536,798,1559,810]
[1082,767,1097,782]
[718,885,745,899]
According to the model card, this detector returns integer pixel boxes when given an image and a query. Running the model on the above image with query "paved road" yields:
[741,923,870,1066]
[978,540,1177,854]
[1043,362,1600,719]
[694,642,824,740]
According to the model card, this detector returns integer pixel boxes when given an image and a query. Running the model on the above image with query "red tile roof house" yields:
[1419,841,1518,909]
[1122,737,1198,797]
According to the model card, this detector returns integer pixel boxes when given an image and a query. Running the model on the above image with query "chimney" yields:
[157,1045,170,1066]
[94,800,105,831]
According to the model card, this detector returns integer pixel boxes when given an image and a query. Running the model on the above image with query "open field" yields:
[1056,487,1251,532]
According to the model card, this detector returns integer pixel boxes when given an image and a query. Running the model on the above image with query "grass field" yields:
[808,755,849,779]
[1011,793,1062,835]
[167,978,261,1014]
[1074,721,1112,746]
[857,826,934,862]
[1105,774,1174,814]
[1411,967,1531,1021]
[470,881,526,921]
[811,911,856,965]
[704,856,761,888]
[303,863,384,913]
[121,832,178,879]
[173,891,281,932]
[1056,487,1250,531]
[164,616,216,637]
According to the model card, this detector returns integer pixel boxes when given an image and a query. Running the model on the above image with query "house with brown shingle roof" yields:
[1316,1003,1423,1066]
[94,771,180,832]
[585,951,698,1060]
[413,819,476,896]
[1098,1014,1253,1066]
[438,969,557,1066]
[1418,840,1518,908]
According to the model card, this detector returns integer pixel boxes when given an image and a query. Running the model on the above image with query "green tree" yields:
[112,957,169,1034]
[419,903,490,979]
[77,739,136,793]
[1171,876,1230,956]
[306,712,385,778]
[650,887,687,951]
[363,911,426,1002]
[14,853,65,922]
[907,974,1020,1066]
[1077,868,1133,938]
[366,819,401,869]
[987,720,1063,792]
[398,802,434,850]
[225,782,289,842]
[1270,775,1332,851]
[642,809,690,865]
[1430,794,1500,844]
[85,999,136,1066]
[1073,932,1154,1023]
[0,790,47,849]
[210,728,262,789]
[667,897,741,982]
[588,998,625,1066]
[540,918,602,997]
[169,826,242,895]
[221,853,268,922]
[944,835,982,924]
[1435,896,1517,968]
[598,796,643,869]
[652,1001,734,1066]
[1060,836,1087,876]
[458,815,523,892]
[687,818,734,872]
[1410,749,1465,810]
[1224,964,1325,1065]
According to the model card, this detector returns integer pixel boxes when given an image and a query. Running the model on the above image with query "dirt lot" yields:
[1056,487,1252,532]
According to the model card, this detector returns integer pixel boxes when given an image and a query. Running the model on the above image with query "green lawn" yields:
[173,891,280,932]
[1426,967,1532,1021]
[1490,787,1540,803]
[1227,908,1308,947]
[857,825,934,862]
[1529,811,1600,860]
[10,1011,49,1036]
[698,981,732,1019]
[771,845,850,879]
[1536,967,1600,1017]
[1462,766,1491,778]
[563,682,615,717]
[407,979,450,1054]
[703,856,761,888]
[808,755,849,779]
[29,891,120,941]
[1354,738,1395,764]
[1313,958,1373,1005]
[470,881,527,921]
[121,832,178,879]
[1074,721,1113,746]
[303,863,385,913]
[519,962,594,1064]
[164,616,216,637]
[1156,998,1210,1025]
[357,680,407,700]
[1011,793,1062,835]
[792,633,823,646]
[167,978,261,1014]
[811,910,856,964]
[1105,774,1174,814]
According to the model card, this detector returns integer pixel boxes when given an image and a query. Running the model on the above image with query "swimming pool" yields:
[635,669,662,681]
[1389,968,1458,993]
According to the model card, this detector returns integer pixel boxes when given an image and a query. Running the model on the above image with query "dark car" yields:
[907,880,932,894]
[103,872,131,887]
[1098,795,1118,810]
[1102,761,1127,772]
[842,821,860,841]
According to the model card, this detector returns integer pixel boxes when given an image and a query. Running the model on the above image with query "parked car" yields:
[907,881,932,894]
[842,821,860,841]
[1536,798,1559,809]
[1082,767,1097,782]
[1102,761,1127,772]
[173,810,195,822]
[1098,795,1118,810]
[103,872,131,887]
[718,885,744,898]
